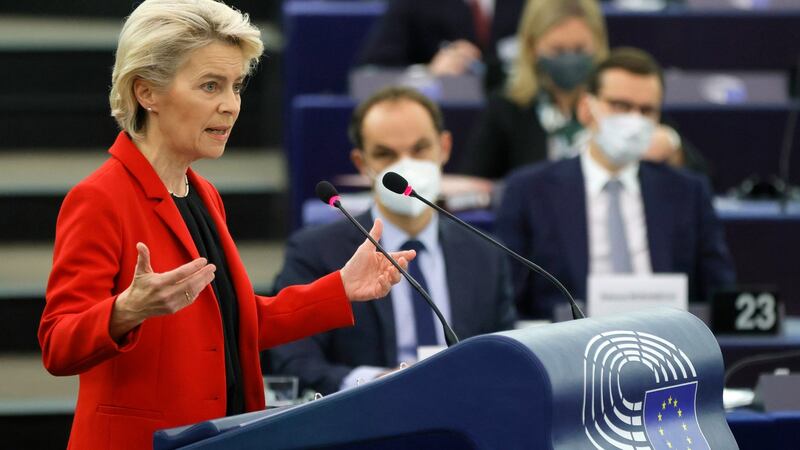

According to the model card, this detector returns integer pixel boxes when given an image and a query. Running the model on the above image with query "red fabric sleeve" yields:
[39,183,140,376]
[257,271,354,349]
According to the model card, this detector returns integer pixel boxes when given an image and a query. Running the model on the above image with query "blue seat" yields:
[665,102,800,192]
[282,1,800,101]
[282,1,385,100]
[287,95,354,228]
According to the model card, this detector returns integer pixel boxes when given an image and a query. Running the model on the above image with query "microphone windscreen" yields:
[382,172,409,195]
[315,181,339,204]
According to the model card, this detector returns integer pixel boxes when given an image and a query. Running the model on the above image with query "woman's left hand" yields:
[340,218,416,302]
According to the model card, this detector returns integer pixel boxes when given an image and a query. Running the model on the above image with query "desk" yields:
[719,318,800,388]
[728,409,800,450]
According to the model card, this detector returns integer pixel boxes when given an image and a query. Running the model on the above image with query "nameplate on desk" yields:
[587,274,688,317]
[417,345,446,361]
[711,288,782,335]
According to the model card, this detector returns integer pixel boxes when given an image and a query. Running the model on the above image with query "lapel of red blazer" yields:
[108,132,200,260]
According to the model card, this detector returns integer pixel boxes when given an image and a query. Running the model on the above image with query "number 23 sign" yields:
[712,288,782,335]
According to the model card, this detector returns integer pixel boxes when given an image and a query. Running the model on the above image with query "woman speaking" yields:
[38,1,414,448]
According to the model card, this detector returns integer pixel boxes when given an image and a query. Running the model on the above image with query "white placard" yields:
[587,273,688,317]
[417,345,447,361]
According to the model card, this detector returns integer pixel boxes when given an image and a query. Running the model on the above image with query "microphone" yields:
[382,172,585,320]
[315,181,460,346]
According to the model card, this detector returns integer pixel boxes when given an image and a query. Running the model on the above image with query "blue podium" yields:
[154,309,737,449]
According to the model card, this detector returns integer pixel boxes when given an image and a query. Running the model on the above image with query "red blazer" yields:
[39,132,354,449]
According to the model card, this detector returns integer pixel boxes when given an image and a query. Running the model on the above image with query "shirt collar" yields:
[580,147,641,198]
[371,204,439,253]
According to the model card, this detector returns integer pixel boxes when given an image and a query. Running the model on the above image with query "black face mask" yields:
[537,52,594,91]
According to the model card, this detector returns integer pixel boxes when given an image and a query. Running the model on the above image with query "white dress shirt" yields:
[341,206,452,390]
[580,151,652,275]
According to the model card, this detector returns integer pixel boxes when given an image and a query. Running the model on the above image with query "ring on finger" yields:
[184,290,192,303]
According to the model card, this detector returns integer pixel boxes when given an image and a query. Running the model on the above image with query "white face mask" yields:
[590,100,656,167]
[372,158,442,217]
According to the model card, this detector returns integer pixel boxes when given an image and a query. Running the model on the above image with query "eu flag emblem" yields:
[643,382,709,450]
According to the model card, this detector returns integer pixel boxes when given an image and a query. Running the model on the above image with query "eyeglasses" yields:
[596,96,659,119]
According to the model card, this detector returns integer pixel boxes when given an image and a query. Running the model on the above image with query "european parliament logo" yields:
[643,382,708,450]
[582,331,710,450]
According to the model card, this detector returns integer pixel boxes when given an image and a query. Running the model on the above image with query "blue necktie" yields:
[606,179,633,273]
[400,239,438,346]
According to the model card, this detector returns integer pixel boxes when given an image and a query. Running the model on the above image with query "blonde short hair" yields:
[109,0,264,140]
[506,0,608,107]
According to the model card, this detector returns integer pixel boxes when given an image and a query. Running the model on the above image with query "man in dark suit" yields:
[357,0,525,92]
[267,87,516,394]
[497,48,736,318]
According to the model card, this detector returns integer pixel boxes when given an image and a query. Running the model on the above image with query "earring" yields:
[147,107,153,111]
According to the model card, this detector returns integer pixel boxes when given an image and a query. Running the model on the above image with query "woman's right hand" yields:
[109,242,216,342]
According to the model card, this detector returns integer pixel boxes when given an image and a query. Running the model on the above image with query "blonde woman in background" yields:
[462,0,608,179]
[462,0,701,180]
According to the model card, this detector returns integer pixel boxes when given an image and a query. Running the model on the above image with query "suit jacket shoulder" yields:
[638,161,712,199]
[505,157,577,192]
[640,160,698,181]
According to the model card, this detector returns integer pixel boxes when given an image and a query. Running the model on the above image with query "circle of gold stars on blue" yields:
[655,394,695,450]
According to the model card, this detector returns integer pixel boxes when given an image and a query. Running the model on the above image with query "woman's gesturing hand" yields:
[340,219,416,302]
[110,242,216,341]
